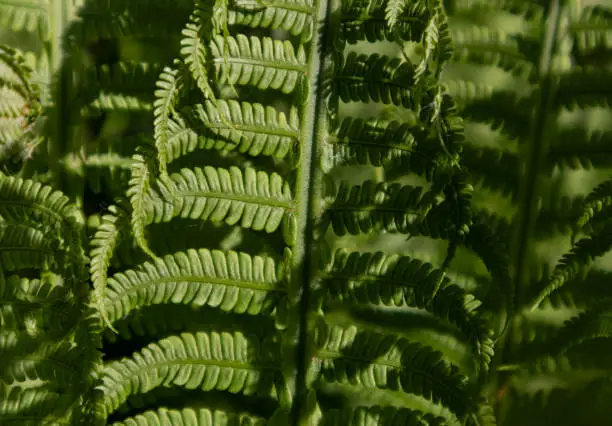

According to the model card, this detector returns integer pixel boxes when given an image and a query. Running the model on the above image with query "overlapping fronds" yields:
[8,0,612,425]
[0,44,42,174]
[314,324,472,420]
[322,249,494,370]
[0,173,102,424]
[441,0,612,424]
[104,0,495,423]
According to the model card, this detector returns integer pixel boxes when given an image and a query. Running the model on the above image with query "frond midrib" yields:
[213,56,308,73]
[174,189,294,210]
[106,272,286,303]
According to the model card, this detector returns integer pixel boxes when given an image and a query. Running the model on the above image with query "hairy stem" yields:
[291,0,334,423]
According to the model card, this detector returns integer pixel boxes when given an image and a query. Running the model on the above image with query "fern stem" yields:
[291,0,334,423]
[511,0,562,310]
[48,1,85,205]
[501,0,564,421]
[47,0,67,190]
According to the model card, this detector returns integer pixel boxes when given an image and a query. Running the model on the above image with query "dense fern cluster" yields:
[1,0,612,425]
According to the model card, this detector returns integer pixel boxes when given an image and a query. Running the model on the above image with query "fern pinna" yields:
[1,0,612,425]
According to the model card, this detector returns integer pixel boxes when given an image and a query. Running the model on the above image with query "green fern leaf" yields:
[184,99,299,159]
[325,249,493,370]
[153,66,183,178]
[229,0,314,42]
[109,406,267,426]
[147,165,294,233]
[103,248,285,324]
[531,222,612,310]
[385,0,410,30]
[0,0,48,33]
[323,405,447,426]
[413,4,454,89]
[100,331,280,416]
[576,177,612,231]
[316,324,472,419]
[127,150,158,259]
[339,0,429,46]
[90,203,131,333]
[210,34,308,93]
[325,180,428,236]
[336,52,419,109]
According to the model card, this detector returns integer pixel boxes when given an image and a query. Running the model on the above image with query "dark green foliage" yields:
[1,0,612,425]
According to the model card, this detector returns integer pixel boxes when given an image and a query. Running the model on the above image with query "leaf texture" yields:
[147,166,294,233]
[100,331,280,416]
[104,248,285,323]
[210,34,308,93]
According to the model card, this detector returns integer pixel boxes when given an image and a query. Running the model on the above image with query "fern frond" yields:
[0,383,74,425]
[451,26,533,74]
[90,203,131,333]
[127,149,158,259]
[153,66,183,178]
[100,331,280,416]
[0,44,37,102]
[180,7,216,100]
[546,299,612,355]
[548,128,612,170]
[325,180,427,236]
[229,0,314,42]
[109,406,267,426]
[324,249,494,369]
[571,6,612,67]
[322,405,447,426]
[385,0,410,30]
[0,0,47,34]
[336,52,419,109]
[576,177,612,230]
[104,248,285,324]
[83,94,153,115]
[79,62,160,116]
[183,100,299,159]
[339,0,429,46]
[210,34,308,93]
[1,340,86,386]
[447,87,532,142]
[463,220,513,326]
[324,117,419,170]
[147,166,294,233]
[531,222,612,310]
[0,174,82,229]
[555,67,612,110]
[413,4,454,89]
[462,145,519,199]
[315,324,472,419]
[0,273,78,340]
